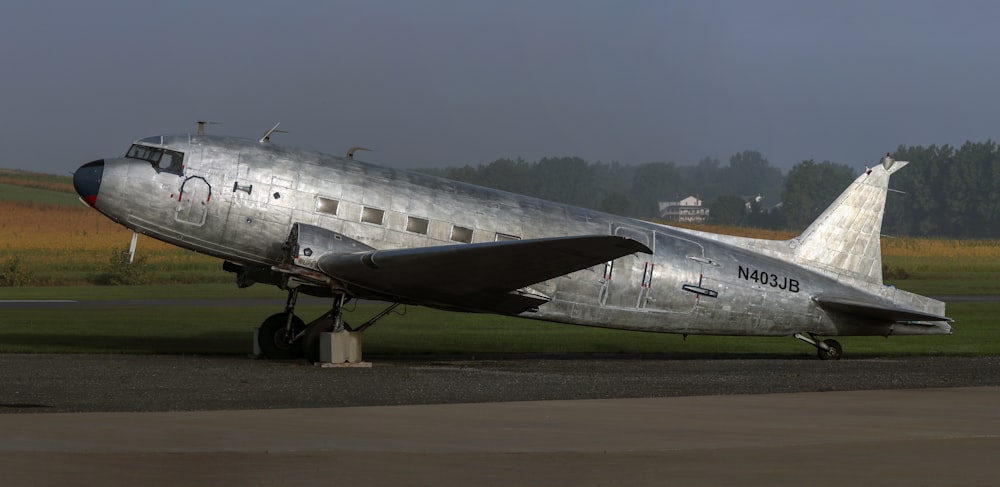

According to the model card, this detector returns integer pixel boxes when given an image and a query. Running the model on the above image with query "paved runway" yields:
[1,354,998,485]
[0,387,996,486]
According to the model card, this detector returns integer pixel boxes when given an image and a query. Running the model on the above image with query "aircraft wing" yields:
[318,235,651,314]
[812,295,952,323]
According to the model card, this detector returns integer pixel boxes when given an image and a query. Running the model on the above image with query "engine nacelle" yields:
[283,223,375,272]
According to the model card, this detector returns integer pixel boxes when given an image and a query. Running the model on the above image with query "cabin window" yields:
[406,216,429,235]
[495,232,520,242]
[450,225,473,243]
[361,207,385,225]
[126,144,184,175]
[315,196,339,215]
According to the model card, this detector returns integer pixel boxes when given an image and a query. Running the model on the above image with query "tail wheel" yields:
[258,312,305,359]
[817,339,843,361]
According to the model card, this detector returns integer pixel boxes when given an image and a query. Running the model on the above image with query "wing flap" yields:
[812,295,952,323]
[319,235,651,314]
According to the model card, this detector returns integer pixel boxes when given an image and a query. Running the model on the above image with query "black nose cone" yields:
[74,159,104,207]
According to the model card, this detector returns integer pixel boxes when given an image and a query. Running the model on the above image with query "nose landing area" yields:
[73,159,104,207]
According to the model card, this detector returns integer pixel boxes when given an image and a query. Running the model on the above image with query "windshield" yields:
[125,144,185,174]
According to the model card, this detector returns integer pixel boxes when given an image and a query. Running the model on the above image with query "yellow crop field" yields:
[882,237,1000,259]
[0,201,221,285]
[880,237,1000,283]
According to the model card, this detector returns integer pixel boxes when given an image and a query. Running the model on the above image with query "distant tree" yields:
[719,150,784,199]
[944,141,1000,237]
[600,191,633,216]
[530,157,596,207]
[630,162,688,218]
[781,160,856,230]
[680,157,723,200]
[887,144,953,236]
[710,195,748,225]
[441,165,480,185]
[747,204,786,229]
[423,139,1000,237]
[432,157,639,216]
[481,158,531,194]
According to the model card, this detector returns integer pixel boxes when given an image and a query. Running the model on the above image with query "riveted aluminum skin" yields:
[78,136,951,340]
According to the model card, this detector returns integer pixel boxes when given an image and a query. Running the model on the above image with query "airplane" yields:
[72,130,952,362]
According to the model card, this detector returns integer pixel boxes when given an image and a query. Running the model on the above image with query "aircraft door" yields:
[173,147,241,232]
[174,176,212,226]
[644,233,709,314]
[599,225,655,309]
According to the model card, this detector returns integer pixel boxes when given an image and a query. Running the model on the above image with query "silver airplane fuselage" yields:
[73,134,951,359]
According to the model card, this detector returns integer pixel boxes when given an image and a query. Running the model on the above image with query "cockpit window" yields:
[126,144,185,174]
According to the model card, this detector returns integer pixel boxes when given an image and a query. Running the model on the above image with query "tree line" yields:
[886,141,1000,238]
[421,140,1000,238]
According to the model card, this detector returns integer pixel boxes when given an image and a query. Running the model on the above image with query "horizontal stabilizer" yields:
[813,295,952,323]
[319,235,651,314]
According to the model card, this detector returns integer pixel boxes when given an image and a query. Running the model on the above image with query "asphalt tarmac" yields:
[2,354,999,413]
[1,354,998,486]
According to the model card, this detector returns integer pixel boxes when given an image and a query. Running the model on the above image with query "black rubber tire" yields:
[817,339,843,361]
[257,312,305,359]
[301,320,345,364]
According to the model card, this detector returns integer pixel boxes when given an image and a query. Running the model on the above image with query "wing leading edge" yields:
[318,235,651,314]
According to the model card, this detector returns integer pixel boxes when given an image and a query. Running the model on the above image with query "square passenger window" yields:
[315,196,339,215]
[362,207,385,225]
[450,225,473,243]
[406,216,429,234]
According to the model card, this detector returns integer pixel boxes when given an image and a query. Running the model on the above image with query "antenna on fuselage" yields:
[347,146,372,160]
[259,122,287,143]
[196,121,221,135]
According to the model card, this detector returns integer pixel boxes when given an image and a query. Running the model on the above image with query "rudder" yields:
[791,154,906,287]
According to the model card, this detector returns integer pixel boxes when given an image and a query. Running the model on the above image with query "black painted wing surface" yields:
[318,235,651,314]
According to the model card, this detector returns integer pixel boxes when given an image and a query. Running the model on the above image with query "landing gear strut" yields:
[793,333,843,360]
[300,294,348,363]
[256,289,348,361]
[255,289,400,363]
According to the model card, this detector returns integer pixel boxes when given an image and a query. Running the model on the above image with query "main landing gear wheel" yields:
[301,320,342,364]
[258,312,305,359]
[817,339,843,361]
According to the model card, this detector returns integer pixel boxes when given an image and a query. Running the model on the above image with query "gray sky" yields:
[2,0,997,175]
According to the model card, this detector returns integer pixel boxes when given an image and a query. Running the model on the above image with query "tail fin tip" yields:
[792,154,907,286]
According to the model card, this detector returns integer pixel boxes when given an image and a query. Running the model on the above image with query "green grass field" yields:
[1,169,997,358]
[0,285,992,357]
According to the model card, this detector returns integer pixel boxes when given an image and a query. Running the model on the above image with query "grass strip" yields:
[1,298,994,357]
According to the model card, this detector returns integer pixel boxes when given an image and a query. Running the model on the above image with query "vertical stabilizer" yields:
[791,155,906,287]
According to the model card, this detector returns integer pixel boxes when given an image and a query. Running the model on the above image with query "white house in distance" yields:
[658,195,710,223]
